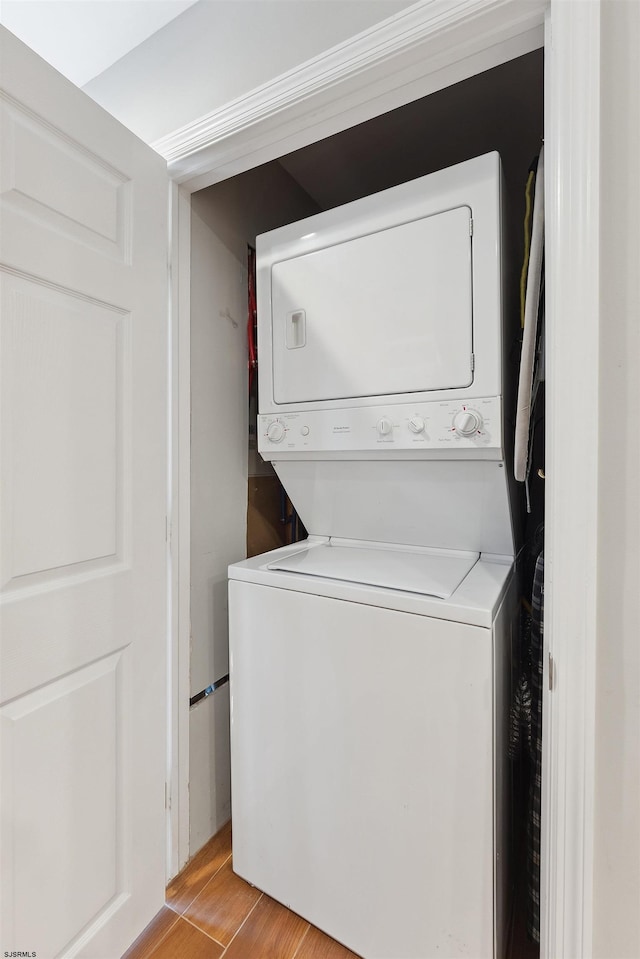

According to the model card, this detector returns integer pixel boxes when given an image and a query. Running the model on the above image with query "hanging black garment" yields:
[527,551,544,943]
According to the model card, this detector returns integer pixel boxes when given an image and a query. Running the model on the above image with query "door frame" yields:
[166,181,192,877]
[167,2,602,957]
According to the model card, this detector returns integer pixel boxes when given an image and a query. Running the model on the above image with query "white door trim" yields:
[542,4,600,957]
[168,3,603,957]
[167,183,192,878]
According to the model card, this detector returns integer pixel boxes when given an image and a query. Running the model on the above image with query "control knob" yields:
[377,417,393,436]
[408,415,426,434]
[266,421,285,443]
[453,409,482,436]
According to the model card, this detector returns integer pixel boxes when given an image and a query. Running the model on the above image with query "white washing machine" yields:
[228,153,516,959]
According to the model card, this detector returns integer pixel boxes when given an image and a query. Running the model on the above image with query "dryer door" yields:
[271,205,473,404]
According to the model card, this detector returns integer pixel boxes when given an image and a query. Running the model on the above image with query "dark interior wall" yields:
[278,50,543,226]
[193,159,320,264]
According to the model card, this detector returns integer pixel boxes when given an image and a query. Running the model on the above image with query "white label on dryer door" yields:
[271,205,474,404]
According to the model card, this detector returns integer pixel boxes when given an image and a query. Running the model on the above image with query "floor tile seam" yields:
[289,921,312,959]
[168,851,233,917]
[135,909,182,959]
[214,891,264,954]
[180,912,226,950]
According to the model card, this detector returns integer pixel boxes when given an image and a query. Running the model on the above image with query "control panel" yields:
[258,396,502,457]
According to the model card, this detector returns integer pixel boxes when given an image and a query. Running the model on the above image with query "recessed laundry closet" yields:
[189,48,544,959]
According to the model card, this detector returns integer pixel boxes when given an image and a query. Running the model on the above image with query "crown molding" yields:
[154,0,546,189]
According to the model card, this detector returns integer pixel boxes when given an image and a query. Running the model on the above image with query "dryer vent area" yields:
[189,47,544,956]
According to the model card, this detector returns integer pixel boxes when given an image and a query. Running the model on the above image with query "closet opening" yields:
[189,45,544,957]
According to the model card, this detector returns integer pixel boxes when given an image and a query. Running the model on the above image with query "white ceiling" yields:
[0,0,199,86]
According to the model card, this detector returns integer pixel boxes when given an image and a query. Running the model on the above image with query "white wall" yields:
[188,160,318,854]
[0,0,198,86]
[593,2,640,955]
[189,203,247,700]
[83,0,414,144]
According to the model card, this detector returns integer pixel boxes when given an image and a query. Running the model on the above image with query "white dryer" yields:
[228,153,516,959]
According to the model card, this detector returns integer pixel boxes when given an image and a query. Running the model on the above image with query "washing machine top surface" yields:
[229,537,513,628]
[267,540,478,600]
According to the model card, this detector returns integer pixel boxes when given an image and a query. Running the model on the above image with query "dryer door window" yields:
[271,205,473,404]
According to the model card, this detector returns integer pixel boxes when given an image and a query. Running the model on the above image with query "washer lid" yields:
[267,541,479,600]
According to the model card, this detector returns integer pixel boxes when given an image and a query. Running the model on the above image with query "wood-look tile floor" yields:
[122,821,361,959]
[123,821,539,959]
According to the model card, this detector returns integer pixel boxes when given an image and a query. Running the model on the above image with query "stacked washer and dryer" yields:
[228,153,518,959]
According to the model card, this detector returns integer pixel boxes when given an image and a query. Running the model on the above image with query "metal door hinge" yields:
[548,653,555,691]
[471,353,475,372]
[469,218,474,236]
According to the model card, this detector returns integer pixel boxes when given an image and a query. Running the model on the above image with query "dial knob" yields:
[377,417,392,436]
[453,409,482,436]
[266,421,285,443]
[408,415,426,434]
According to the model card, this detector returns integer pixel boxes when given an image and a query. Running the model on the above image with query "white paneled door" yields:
[0,28,169,959]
